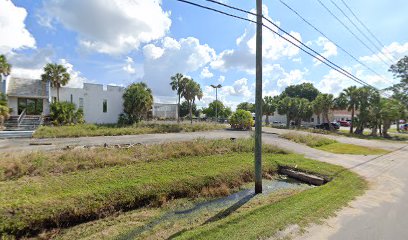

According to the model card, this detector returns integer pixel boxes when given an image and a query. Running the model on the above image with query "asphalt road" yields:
[1,128,408,239]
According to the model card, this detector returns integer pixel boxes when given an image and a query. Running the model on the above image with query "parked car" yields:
[315,122,340,130]
[337,120,350,127]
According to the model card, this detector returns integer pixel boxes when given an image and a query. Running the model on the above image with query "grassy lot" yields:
[281,132,389,155]
[0,138,367,239]
[33,122,226,138]
[175,161,366,240]
[53,154,367,240]
[0,138,285,181]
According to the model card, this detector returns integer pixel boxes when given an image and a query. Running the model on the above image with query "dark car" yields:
[315,122,340,130]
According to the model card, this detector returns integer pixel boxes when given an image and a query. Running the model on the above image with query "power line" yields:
[329,0,394,65]
[316,0,390,68]
[174,0,390,96]
[278,0,394,85]
[203,0,382,89]
[339,0,397,63]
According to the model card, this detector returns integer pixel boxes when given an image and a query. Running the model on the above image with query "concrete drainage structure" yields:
[279,167,327,186]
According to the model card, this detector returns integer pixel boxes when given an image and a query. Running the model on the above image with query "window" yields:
[79,98,84,109]
[52,97,57,103]
[311,117,314,122]
[70,94,73,103]
[103,99,107,113]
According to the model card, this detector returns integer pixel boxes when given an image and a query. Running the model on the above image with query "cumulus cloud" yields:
[59,59,88,88]
[122,57,136,74]
[200,67,214,79]
[317,68,354,96]
[221,78,253,99]
[7,48,53,79]
[360,42,408,65]
[211,4,302,73]
[312,37,337,65]
[0,0,36,53]
[142,37,216,96]
[42,0,171,55]
[8,49,87,88]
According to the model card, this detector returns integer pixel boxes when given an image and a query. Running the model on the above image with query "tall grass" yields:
[33,122,226,138]
[1,153,307,237]
[0,138,286,181]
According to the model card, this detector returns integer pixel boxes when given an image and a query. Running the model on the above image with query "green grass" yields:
[1,152,312,237]
[281,132,389,155]
[175,163,366,240]
[0,138,368,239]
[32,122,226,138]
[315,142,389,155]
[0,138,285,181]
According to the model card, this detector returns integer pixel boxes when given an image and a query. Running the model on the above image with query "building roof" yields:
[7,77,49,99]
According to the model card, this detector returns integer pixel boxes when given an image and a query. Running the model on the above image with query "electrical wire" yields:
[316,0,390,68]
[329,0,394,65]
[278,0,394,85]
[174,0,391,97]
[339,0,397,63]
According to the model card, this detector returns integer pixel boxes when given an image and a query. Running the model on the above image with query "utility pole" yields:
[210,84,222,123]
[255,0,263,194]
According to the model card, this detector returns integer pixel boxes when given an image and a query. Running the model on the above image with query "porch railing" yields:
[17,108,26,127]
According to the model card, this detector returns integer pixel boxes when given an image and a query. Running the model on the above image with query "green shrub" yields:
[50,102,84,125]
[229,109,254,130]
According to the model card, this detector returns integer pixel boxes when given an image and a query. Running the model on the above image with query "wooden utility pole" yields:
[255,0,263,194]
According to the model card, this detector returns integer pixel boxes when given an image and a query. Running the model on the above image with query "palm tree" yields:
[170,73,187,123]
[263,96,276,125]
[182,78,203,124]
[0,55,11,80]
[41,63,70,102]
[339,86,359,133]
[313,94,335,131]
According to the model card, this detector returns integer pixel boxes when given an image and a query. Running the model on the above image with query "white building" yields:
[1,77,178,124]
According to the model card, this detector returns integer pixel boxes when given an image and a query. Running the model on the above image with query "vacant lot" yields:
[33,122,226,138]
[0,139,366,239]
[281,132,389,155]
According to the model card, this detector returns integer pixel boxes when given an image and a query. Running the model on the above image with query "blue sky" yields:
[1,0,407,109]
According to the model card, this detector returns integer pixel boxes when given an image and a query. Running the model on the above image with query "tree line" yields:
[1,54,407,135]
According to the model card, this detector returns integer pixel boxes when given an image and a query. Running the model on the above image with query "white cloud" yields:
[313,37,337,65]
[317,68,354,96]
[0,0,36,53]
[42,0,171,55]
[210,4,302,73]
[221,78,253,99]
[59,59,87,88]
[7,48,53,79]
[143,44,165,60]
[8,48,87,88]
[200,67,214,79]
[142,37,216,96]
[277,69,308,89]
[360,42,408,65]
[122,56,136,74]
[218,76,225,83]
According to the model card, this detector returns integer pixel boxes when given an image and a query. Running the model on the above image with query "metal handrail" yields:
[17,108,26,127]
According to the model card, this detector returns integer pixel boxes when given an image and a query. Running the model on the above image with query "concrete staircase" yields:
[1,115,42,138]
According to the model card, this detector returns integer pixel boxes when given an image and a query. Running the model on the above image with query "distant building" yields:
[0,77,178,124]
[263,109,355,126]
